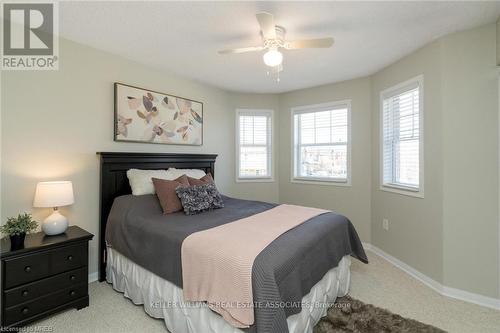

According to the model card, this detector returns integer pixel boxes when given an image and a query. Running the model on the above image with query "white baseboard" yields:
[441,285,500,311]
[88,272,98,283]
[362,242,500,311]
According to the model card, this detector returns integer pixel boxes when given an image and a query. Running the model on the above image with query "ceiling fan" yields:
[218,12,334,77]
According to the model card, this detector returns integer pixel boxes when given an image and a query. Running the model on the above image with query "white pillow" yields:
[167,168,206,179]
[127,169,176,195]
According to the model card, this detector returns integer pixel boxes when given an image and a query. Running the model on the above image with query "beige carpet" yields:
[27,251,500,333]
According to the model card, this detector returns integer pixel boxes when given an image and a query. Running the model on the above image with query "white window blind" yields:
[236,110,273,180]
[382,77,422,193]
[292,101,351,183]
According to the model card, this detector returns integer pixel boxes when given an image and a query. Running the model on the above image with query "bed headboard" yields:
[97,152,217,281]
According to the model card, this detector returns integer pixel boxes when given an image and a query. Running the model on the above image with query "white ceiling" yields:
[59,1,500,94]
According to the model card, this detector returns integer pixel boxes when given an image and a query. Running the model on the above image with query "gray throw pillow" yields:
[176,183,224,215]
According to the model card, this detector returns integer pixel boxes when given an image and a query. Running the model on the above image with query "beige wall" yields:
[370,41,444,283]
[276,23,499,298]
[369,24,499,298]
[496,17,500,66]
[2,25,498,299]
[441,24,499,298]
[278,77,372,242]
[0,38,273,276]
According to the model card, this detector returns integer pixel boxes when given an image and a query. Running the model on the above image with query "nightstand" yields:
[0,226,94,328]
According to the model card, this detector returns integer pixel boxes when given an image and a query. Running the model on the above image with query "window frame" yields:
[379,75,424,198]
[290,100,352,186]
[235,109,274,183]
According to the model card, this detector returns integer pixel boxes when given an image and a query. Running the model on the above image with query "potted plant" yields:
[0,213,38,250]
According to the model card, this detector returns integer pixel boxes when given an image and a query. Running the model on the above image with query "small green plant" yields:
[0,213,38,236]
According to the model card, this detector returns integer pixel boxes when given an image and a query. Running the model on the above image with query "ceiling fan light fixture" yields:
[218,12,334,81]
[263,48,283,67]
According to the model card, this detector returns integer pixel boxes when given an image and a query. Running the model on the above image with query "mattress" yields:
[106,247,352,333]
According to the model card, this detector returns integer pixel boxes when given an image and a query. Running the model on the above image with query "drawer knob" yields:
[70,275,76,281]
[22,290,29,297]
[69,290,76,297]
[21,307,29,315]
[67,255,73,261]
[24,266,31,273]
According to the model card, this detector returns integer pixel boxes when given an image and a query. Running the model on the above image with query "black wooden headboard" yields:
[97,152,217,281]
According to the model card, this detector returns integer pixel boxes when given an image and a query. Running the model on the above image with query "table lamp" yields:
[33,181,74,235]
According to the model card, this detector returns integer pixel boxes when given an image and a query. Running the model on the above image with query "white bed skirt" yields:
[106,247,351,333]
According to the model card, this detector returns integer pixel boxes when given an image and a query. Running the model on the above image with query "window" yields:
[292,101,351,185]
[381,75,423,197]
[236,109,273,181]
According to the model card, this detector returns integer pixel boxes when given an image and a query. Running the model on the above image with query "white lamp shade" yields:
[33,181,74,208]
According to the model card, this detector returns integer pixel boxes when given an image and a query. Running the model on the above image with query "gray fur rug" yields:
[313,296,446,333]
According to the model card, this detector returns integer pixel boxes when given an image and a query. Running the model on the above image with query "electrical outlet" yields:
[382,218,389,231]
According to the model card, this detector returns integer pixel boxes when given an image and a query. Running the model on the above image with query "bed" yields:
[98,152,367,333]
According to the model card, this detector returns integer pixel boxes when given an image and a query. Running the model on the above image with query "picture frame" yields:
[114,82,203,145]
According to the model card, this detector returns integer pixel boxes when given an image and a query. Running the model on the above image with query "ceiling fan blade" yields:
[256,12,276,39]
[285,38,334,50]
[218,46,265,54]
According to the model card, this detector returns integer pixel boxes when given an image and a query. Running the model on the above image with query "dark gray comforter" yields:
[106,194,367,333]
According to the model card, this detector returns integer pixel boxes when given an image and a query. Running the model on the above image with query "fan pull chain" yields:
[265,68,280,83]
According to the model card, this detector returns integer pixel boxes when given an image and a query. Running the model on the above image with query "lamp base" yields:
[42,209,68,236]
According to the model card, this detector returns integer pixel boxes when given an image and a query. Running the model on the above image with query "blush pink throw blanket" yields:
[181,204,328,328]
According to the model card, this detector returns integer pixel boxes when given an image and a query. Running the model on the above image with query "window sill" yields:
[380,184,424,198]
[236,177,275,183]
[291,177,351,187]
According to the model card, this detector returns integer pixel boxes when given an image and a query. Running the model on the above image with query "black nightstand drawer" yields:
[50,244,85,274]
[4,283,87,326]
[1,226,93,328]
[4,253,50,289]
[4,267,87,307]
